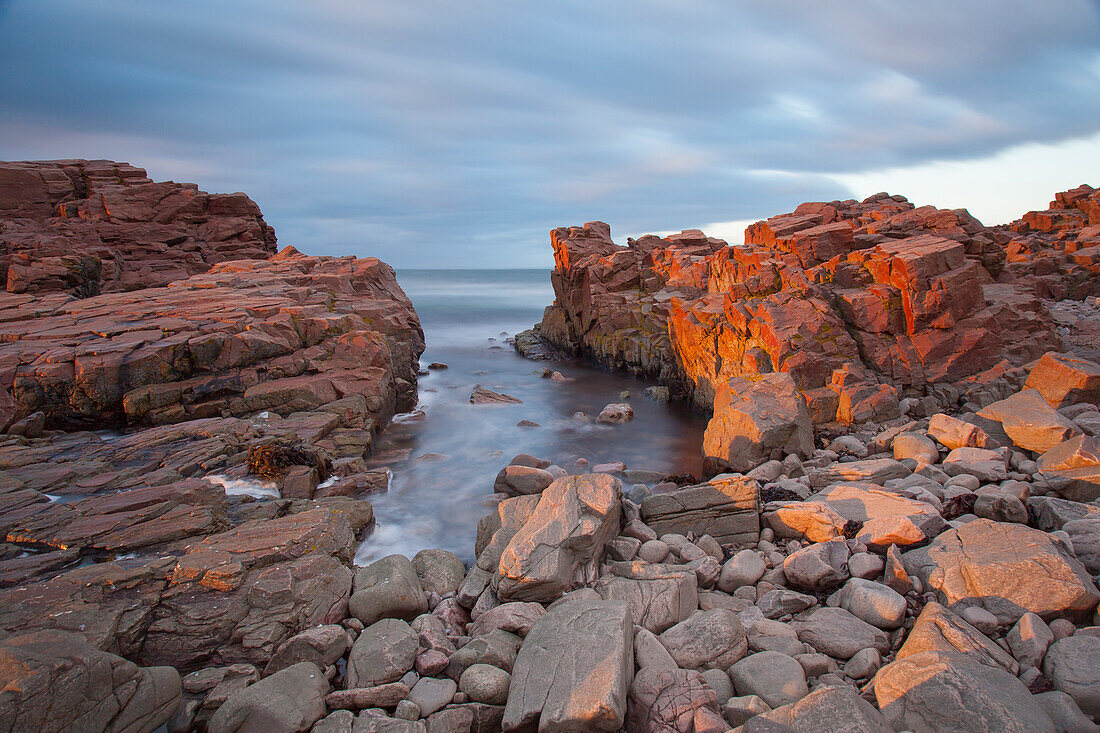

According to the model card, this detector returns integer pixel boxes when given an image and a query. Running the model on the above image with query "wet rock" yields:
[350,554,428,626]
[703,373,813,474]
[469,387,522,405]
[496,474,622,603]
[208,662,329,733]
[0,629,181,733]
[501,599,633,732]
[874,650,1055,733]
[596,402,634,424]
[903,518,1100,623]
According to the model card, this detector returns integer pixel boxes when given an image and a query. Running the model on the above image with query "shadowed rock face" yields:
[528,193,1063,423]
[0,159,277,294]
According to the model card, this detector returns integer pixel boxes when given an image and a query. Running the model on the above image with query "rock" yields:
[346,619,420,688]
[718,549,767,592]
[942,447,1008,482]
[783,538,850,591]
[467,602,545,638]
[811,482,946,542]
[208,662,329,733]
[0,629,181,733]
[350,554,428,626]
[394,700,420,721]
[469,387,521,404]
[325,683,410,710]
[977,389,1081,453]
[408,677,457,717]
[700,668,735,704]
[1043,635,1100,719]
[903,519,1100,623]
[1064,518,1100,574]
[874,650,1055,733]
[848,551,884,580]
[638,539,670,563]
[835,578,907,630]
[1031,495,1100,530]
[640,475,760,545]
[1039,435,1100,502]
[1025,352,1100,408]
[1007,612,1055,670]
[973,488,1028,523]
[762,501,849,542]
[1033,691,1099,733]
[807,458,911,488]
[722,695,773,728]
[928,413,993,449]
[496,474,622,603]
[960,606,998,635]
[596,402,634,424]
[501,599,633,732]
[596,565,697,634]
[412,549,467,598]
[626,666,727,733]
[753,685,892,733]
[790,607,890,660]
[728,651,809,708]
[845,647,882,679]
[703,373,814,474]
[494,465,555,497]
[894,432,939,465]
[264,624,349,676]
[897,602,1019,674]
[657,608,748,671]
[445,629,522,680]
[459,664,510,706]
[757,589,817,619]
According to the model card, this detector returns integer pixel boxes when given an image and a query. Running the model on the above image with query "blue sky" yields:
[1,0,1098,266]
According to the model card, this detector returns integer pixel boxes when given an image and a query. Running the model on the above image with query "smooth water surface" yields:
[355,269,706,565]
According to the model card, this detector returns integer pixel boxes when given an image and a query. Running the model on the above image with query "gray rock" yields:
[657,608,748,670]
[834,578,906,630]
[350,554,428,626]
[790,607,889,660]
[313,710,355,733]
[641,475,760,545]
[407,677,456,718]
[973,489,1028,524]
[874,650,1055,733]
[942,447,1008,483]
[466,601,544,638]
[844,647,881,679]
[782,538,850,591]
[445,629,521,680]
[757,588,816,619]
[637,539,669,563]
[501,599,633,732]
[722,694,772,728]
[394,700,420,721]
[728,651,808,709]
[264,624,349,677]
[411,549,467,598]
[1007,612,1054,670]
[634,627,679,672]
[1064,518,1100,574]
[1033,691,1099,733]
[627,666,728,732]
[208,662,329,733]
[1043,635,1100,719]
[326,683,410,710]
[753,684,892,733]
[701,668,735,704]
[458,663,510,705]
[346,619,419,688]
[595,566,697,634]
[848,552,884,580]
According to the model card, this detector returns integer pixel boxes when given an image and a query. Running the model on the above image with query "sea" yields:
[354,269,707,565]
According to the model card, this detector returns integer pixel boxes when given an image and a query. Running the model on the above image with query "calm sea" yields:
[355,269,706,564]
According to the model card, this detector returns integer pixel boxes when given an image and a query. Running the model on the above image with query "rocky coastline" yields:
[1,162,1099,732]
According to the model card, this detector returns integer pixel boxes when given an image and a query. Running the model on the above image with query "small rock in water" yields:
[516,419,540,428]
[644,385,670,402]
[427,362,448,369]
[597,402,634,424]
[470,386,522,404]
[619,391,631,400]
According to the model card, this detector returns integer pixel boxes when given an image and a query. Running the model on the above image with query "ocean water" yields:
[354,269,707,565]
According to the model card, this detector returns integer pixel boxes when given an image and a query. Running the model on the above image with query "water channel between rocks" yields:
[354,269,707,565]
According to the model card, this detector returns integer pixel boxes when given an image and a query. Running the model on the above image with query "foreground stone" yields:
[207,661,328,733]
[502,599,633,732]
[0,629,181,733]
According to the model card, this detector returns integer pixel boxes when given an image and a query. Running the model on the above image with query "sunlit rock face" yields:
[530,193,1064,427]
[0,159,278,294]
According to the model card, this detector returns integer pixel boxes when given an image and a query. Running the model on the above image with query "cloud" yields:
[0,0,1098,267]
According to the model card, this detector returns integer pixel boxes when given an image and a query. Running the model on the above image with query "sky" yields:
[1,1,1098,267]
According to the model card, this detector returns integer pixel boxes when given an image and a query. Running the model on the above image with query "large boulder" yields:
[595,564,698,634]
[657,608,748,671]
[1038,434,1100,502]
[977,388,1081,453]
[903,519,1100,623]
[809,482,945,543]
[640,475,760,546]
[790,607,890,660]
[1025,351,1100,408]
[1042,635,1100,719]
[496,474,622,603]
[750,685,892,733]
[349,554,428,627]
[501,599,633,732]
[207,662,329,733]
[345,619,419,688]
[727,651,808,709]
[874,650,1055,733]
[0,629,181,733]
[896,602,1018,674]
[626,666,728,733]
[702,373,813,474]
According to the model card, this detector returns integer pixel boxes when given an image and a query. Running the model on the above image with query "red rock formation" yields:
[0,160,276,295]
[529,193,1064,425]
[1000,184,1100,300]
